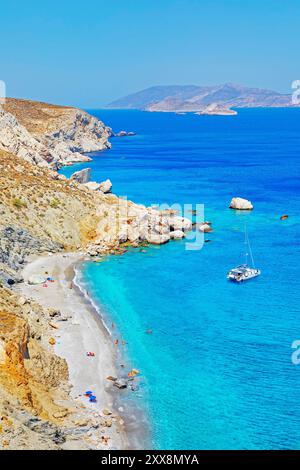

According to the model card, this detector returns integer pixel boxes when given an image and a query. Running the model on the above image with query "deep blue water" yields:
[61,109,300,449]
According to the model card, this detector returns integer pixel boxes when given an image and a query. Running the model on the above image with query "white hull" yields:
[227,267,261,282]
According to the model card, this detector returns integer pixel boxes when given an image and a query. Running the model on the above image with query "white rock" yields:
[84,181,101,191]
[146,233,170,245]
[118,227,128,243]
[18,296,27,306]
[71,168,91,184]
[229,197,253,210]
[170,230,185,239]
[198,223,213,233]
[99,179,112,193]
[0,107,55,167]
[169,216,192,231]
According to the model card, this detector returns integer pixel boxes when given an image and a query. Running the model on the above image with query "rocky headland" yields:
[0,99,112,168]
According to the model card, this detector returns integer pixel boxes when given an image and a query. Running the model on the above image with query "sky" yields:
[0,0,299,107]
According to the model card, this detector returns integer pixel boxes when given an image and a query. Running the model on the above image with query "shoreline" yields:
[17,252,149,450]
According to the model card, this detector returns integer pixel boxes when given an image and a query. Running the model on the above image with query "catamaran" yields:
[227,225,261,282]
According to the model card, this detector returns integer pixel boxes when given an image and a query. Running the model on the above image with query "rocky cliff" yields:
[0,227,61,286]
[0,287,122,449]
[0,99,112,168]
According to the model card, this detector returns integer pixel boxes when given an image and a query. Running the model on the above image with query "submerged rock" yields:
[229,197,253,210]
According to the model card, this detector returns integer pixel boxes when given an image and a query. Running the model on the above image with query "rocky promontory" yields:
[0,99,112,168]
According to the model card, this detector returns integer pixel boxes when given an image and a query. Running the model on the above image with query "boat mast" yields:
[244,222,255,268]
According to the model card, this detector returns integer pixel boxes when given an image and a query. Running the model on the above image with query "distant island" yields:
[107,83,298,114]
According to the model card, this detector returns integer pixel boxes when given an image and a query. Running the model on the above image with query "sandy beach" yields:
[16,252,144,450]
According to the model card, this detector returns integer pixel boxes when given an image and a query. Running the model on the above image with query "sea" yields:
[61,108,300,450]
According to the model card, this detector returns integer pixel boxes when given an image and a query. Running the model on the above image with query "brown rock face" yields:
[0,305,68,422]
[0,312,32,408]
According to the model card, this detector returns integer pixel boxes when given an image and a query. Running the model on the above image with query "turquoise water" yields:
[61,109,300,449]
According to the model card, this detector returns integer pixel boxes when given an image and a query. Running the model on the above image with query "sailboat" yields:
[227,224,261,282]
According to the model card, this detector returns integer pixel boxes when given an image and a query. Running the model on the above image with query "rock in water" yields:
[146,233,170,245]
[170,230,186,239]
[229,197,253,210]
[70,168,91,184]
[99,179,112,193]
[169,216,192,231]
[198,223,213,233]
[114,130,136,137]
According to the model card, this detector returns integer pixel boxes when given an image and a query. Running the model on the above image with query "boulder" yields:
[84,181,101,191]
[99,179,112,194]
[198,223,213,233]
[169,216,192,232]
[229,197,253,210]
[146,233,170,245]
[113,379,128,389]
[70,168,91,184]
[170,230,185,239]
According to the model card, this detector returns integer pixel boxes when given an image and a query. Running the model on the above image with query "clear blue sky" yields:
[0,0,299,107]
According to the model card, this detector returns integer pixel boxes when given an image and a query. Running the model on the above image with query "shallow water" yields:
[61,109,300,449]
